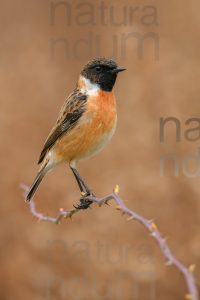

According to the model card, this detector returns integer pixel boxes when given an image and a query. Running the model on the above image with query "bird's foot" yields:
[73,192,94,210]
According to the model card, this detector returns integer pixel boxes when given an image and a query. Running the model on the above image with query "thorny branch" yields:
[21,184,199,300]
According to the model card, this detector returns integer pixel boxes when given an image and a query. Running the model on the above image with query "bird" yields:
[26,57,126,208]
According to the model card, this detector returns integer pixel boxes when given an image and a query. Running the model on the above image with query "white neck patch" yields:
[80,76,100,96]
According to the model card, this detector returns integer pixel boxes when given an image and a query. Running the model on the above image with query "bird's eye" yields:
[95,66,102,72]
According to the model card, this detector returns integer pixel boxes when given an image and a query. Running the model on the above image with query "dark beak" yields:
[111,67,126,74]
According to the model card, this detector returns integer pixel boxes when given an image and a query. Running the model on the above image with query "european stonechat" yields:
[26,57,126,208]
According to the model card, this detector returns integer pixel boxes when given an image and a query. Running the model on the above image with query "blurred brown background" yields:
[1,0,200,299]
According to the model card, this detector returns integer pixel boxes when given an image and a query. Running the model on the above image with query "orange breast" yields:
[54,91,117,162]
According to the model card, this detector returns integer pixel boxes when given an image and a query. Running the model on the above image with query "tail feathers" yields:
[26,169,45,202]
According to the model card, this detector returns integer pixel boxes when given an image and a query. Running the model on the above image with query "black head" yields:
[81,58,126,92]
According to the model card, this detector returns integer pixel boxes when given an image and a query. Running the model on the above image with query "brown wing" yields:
[38,90,87,164]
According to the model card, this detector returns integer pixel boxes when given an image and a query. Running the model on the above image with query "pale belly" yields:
[78,117,117,160]
[53,115,117,163]
[51,90,117,164]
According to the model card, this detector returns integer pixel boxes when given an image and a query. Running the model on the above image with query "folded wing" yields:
[38,90,87,164]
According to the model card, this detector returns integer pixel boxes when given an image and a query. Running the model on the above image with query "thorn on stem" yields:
[163,236,168,242]
[165,260,173,266]
[188,264,196,273]
[148,219,154,224]
[115,205,121,210]
[151,222,158,230]
[114,184,120,193]
[127,216,135,221]
[150,231,156,237]
[185,294,192,300]
[104,199,110,205]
